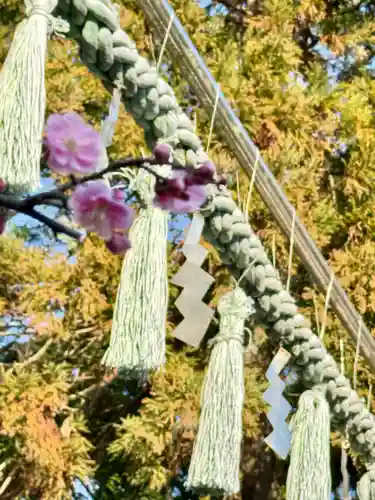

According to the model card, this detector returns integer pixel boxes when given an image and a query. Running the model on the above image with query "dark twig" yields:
[0,195,82,239]
[24,155,156,204]
[0,155,158,240]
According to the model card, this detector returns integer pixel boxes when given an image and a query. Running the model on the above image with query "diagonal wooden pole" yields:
[137,0,375,372]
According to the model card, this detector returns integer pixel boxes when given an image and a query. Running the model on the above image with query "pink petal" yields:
[45,112,103,175]
[153,143,173,164]
[75,151,101,169]
[153,183,207,214]
[68,181,111,213]
[106,233,131,255]
[62,112,87,129]
[153,193,185,213]
[93,211,113,240]
[45,114,69,133]
[185,184,207,210]
[107,202,134,231]
[68,182,133,240]
[190,161,216,185]
[113,189,124,201]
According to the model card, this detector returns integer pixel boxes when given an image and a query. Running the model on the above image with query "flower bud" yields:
[153,143,173,165]
[190,161,216,185]
[106,232,131,255]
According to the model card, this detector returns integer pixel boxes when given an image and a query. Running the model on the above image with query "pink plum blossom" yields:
[153,161,216,213]
[44,112,103,175]
[153,169,208,213]
[68,181,134,254]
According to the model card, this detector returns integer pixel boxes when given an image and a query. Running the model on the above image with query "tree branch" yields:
[0,155,157,241]
[28,155,156,202]
[0,474,13,497]
[20,338,53,366]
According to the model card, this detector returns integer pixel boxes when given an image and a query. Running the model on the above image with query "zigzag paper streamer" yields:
[263,348,292,459]
[171,214,215,347]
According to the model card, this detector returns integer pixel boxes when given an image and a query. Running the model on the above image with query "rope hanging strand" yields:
[0,0,69,193]
[286,387,331,500]
[358,465,375,500]
[102,168,169,378]
[186,288,254,497]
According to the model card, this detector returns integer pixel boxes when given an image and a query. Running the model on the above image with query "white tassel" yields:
[0,0,68,192]
[286,388,331,500]
[102,170,169,378]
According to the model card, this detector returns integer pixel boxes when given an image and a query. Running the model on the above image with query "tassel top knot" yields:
[25,0,70,37]
[217,288,254,319]
[209,288,254,346]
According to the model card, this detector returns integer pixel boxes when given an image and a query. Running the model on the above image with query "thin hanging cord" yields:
[320,271,334,342]
[272,233,276,268]
[312,289,320,334]
[340,338,345,375]
[236,171,241,207]
[340,336,351,500]
[286,209,296,293]
[353,319,363,391]
[206,83,220,153]
[156,12,174,71]
[368,384,373,411]
[245,149,260,222]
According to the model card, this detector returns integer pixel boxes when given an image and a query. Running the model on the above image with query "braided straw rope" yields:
[53,0,375,466]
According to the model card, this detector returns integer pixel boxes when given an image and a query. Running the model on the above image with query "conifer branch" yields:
[21,338,53,366]
[0,473,13,497]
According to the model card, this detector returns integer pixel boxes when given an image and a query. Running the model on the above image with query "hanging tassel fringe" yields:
[358,466,375,500]
[186,288,254,497]
[286,388,331,500]
[102,171,168,378]
[0,2,68,193]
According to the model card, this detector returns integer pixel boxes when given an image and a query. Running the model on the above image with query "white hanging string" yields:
[340,335,351,500]
[353,319,363,391]
[286,209,296,293]
[272,233,276,268]
[368,384,373,411]
[312,289,320,334]
[340,338,345,375]
[320,271,334,342]
[157,12,175,71]
[236,171,241,207]
[244,149,260,222]
[206,83,220,153]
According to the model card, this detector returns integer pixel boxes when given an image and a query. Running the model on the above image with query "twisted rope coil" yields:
[201,184,375,464]
[53,0,375,467]
[56,0,209,167]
